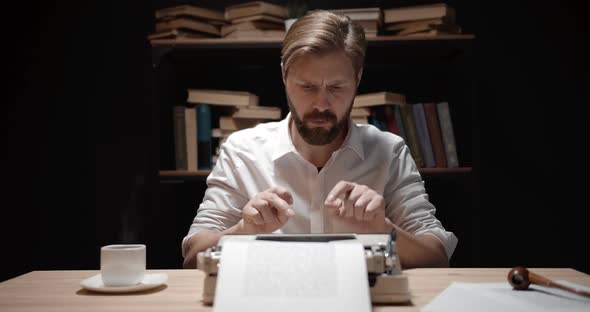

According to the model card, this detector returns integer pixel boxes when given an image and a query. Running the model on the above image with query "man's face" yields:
[283,50,360,146]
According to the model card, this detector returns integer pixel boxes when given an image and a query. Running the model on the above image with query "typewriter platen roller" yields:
[196,231,411,304]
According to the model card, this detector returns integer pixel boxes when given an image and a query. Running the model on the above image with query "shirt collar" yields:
[272,113,365,162]
[272,113,296,162]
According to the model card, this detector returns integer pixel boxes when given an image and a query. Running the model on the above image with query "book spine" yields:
[384,106,400,135]
[173,107,188,170]
[369,108,385,131]
[424,102,447,168]
[399,105,424,168]
[197,104,212,170]
[413,103,435,168]
[393,105,407,142]
[436,102,459,167]
[185,107,198,171]
[376,106,390,132]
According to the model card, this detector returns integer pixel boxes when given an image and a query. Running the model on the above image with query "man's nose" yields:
[313,87,331,111]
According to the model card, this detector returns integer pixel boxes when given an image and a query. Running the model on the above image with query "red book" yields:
[423,102,447,168]
[384,106,399,134]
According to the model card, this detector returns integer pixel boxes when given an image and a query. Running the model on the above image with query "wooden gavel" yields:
[507,266,590,298]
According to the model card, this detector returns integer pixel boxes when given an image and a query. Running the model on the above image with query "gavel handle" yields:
[529,271,590,298]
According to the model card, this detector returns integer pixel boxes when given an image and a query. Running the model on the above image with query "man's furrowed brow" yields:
[293,78,351,85]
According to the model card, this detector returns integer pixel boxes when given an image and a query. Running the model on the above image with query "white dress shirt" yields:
[182,114,458,258]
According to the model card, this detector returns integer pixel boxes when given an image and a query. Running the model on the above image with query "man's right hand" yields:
[239,186,295,234]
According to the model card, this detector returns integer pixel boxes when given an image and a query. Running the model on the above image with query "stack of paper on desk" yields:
[422,280,590,312]
[213,239,371,312]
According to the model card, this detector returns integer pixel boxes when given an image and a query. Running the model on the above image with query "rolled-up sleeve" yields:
[181,137,249,257]
[384,144,458,259]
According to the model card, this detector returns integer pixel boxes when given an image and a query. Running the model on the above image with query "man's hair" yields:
[281,10,367,80]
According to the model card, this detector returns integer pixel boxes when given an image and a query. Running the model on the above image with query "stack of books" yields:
[353,92,459,168]
[149,5,226,40]
[222,1,287,38]
[328,7,383,38]
[382,3,461,37]
[173,89,282,171]
[149,2,465,41]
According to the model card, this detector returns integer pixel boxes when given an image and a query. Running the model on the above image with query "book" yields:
[232,106,281,120]
[221,20,284,37]
[392,105,407,142]
[230,14,285,24]
[225,1,288,21]
[173,106,198,171]
[187,89,259,107]
[399,104,424,168]
[423,103,447,168]
[212,128,235,138]
[397,23,461,36]
[351,107,371,117]
[412,103,435,168]
[226,29,285,39]
[383,3,455,24]
[436,102,459,167]
[353,91,406,108]
[404,29,458,37]
[354,20,380,33]
[147,29,209,40]
[328,7,383,23]
[155,17,221,37]
[384,106,400,135]
[384,18,449,31]
[219,116,260,130]
[197,104,212,170]
[352,117,369,124]
[155,5,225,23]
[364,31,378,38]
[369,109,386,131]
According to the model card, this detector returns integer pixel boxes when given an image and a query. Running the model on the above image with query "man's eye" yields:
[302,85,314,90]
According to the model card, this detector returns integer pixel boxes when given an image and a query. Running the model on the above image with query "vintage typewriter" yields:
[196,231,411,304]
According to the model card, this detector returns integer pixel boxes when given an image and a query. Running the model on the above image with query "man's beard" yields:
[287,95,353,146]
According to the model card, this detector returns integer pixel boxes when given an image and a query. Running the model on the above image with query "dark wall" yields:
[474,1,588,272]
[2,1,154,281]
[1,0,587,282]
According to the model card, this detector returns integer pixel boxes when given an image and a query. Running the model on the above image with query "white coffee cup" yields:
[100,244,146,287]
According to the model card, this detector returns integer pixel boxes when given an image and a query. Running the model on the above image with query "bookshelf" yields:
[149,12,477,267]
[151,35,476,179]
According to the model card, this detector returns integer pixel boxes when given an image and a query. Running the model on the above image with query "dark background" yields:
[1,0,587,282]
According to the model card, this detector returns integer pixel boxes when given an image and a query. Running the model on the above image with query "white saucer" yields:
[80,273,168,293]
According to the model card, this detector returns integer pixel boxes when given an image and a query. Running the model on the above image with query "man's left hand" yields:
[324,181,393,233]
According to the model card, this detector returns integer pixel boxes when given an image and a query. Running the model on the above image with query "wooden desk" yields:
[0,269,588,311]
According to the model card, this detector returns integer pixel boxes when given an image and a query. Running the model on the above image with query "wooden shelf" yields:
[150,34,475,47]
[159,170,211,177]
[419,167,472,174]
[158,167,472,181]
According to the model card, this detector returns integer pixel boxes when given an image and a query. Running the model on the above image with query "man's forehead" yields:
[292,76,352,85]
[288,52,356,84]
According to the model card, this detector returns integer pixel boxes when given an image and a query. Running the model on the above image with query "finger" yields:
[252,199,275,224]
[348,184,367,203]
[347,185,368,220]
[363,195,384,222]
[265,192,295,217]
[274,208,288,225]
[340,196,355,218]
[269,186,294,205]
[325,198,342,215]
[354,192,373,221]
[325,181,355,205]
[243,203,264,225]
